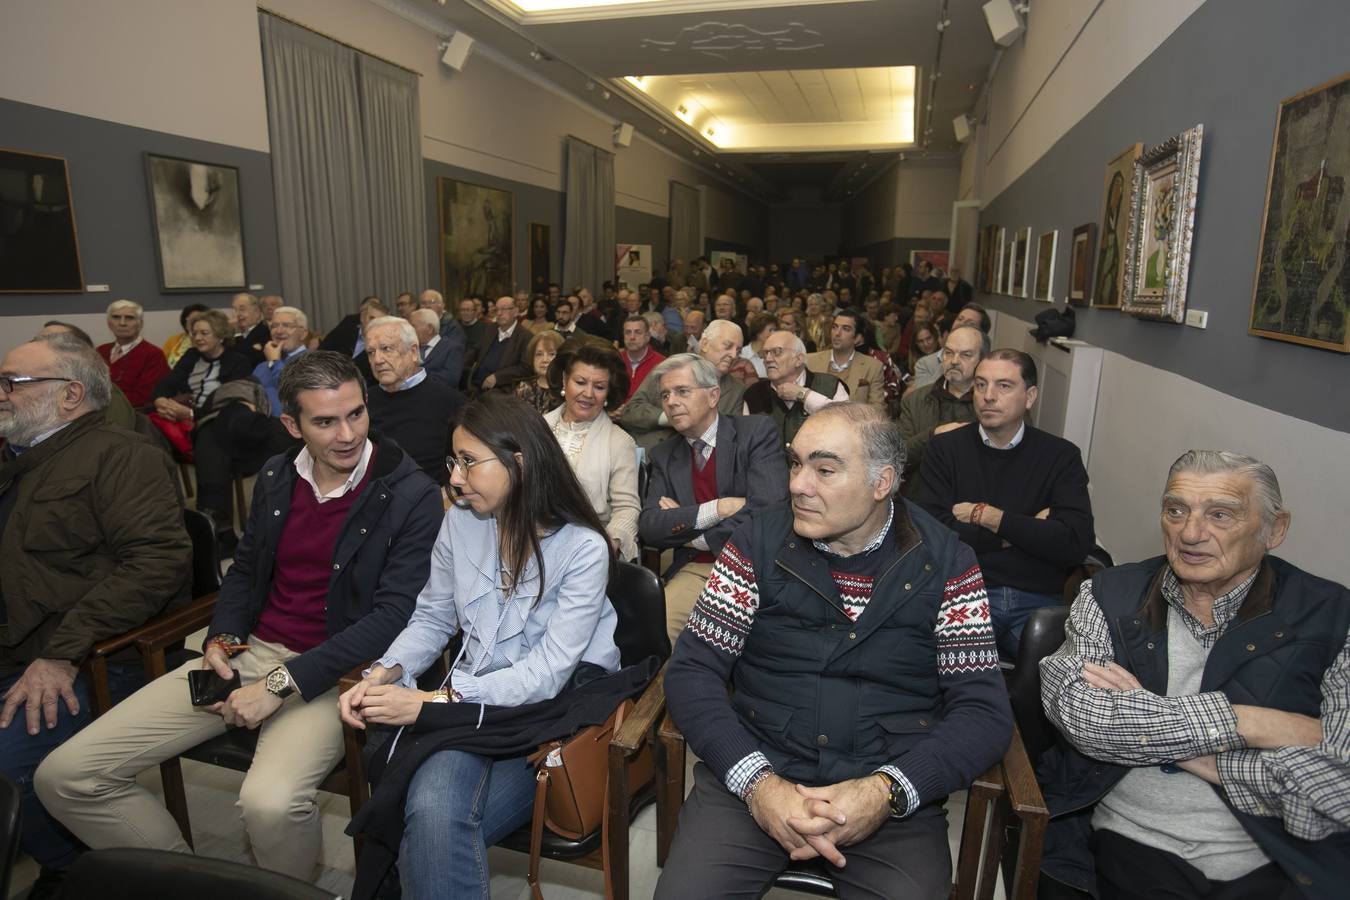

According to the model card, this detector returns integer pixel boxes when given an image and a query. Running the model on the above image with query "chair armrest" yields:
[87,594,218,661]
[1001,723,1047,818]
[132,594,220,655]
[612,663,667,756]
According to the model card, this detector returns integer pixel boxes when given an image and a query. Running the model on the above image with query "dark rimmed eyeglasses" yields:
[0,375,75,394]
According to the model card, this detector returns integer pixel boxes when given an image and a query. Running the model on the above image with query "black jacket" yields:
[152,348,254,413]
[207,435,442,699]
[318,315,376,384]
[233,321,271,366]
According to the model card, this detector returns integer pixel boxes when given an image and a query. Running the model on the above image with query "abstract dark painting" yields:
[0,148,84,292]
[145,153,247,292]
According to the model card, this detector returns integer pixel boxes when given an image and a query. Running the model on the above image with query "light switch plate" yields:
[1185,309,1208,329]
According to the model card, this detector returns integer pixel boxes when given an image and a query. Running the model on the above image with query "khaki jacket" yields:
[0,411,190,672]
[805,350,885,407]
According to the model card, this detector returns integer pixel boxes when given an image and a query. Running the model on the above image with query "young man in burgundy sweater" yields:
[39,352,443,883]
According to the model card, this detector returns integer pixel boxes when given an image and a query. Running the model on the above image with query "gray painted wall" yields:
[975,0,1350,434]
[1,97,281,316]
[769,202,843,261]
[851,237,950,270]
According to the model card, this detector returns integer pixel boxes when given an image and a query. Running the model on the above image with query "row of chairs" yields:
[66,506,1060,899]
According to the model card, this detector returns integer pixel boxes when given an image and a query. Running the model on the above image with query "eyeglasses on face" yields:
[445,454,502,474]
[0,375,74,394]
[658,385,712,403]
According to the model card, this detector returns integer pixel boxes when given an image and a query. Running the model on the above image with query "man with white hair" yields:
[1038,450,1350,898]
[742,330,849,448]
[259,294,284,324]
[408,307,464,388]
[0,334,189,895]
[95,299,168,408]
[231,293,270,365]
[620,319,748,450]
[254,306,310,417]
[364,316,463,483]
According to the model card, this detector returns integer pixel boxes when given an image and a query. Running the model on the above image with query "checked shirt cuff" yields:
[876,765,920,818]
[726,751,773,800]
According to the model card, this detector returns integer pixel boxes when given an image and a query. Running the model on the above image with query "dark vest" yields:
[1039,555,1350,898]
[730,500,961,800]
[743,371,844,448]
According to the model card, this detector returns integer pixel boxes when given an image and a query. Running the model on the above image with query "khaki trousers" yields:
[36,637,343,881]
[665,560,715,644]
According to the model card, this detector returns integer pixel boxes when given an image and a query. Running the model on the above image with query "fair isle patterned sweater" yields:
[665,507,1007,815]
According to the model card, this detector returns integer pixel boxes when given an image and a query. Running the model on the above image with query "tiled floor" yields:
[8,756,992,899]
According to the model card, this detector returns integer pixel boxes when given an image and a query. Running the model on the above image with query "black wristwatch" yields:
[876,771,908,817]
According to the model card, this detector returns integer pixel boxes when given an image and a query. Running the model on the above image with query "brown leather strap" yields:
[528,769,548,900]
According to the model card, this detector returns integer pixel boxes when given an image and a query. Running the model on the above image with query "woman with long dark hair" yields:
[339,393,619,899]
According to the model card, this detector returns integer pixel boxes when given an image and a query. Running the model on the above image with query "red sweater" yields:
[621,347,665,402]
[98,340,169,409]
[691,446,718,563]
[253,462,374,652]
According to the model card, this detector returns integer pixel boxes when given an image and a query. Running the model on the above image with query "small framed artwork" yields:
[1005,239,1016,294]
[0,147,85,292]
[1011,226,1032,297]
[1068,223,1096,304]
[1092,142,1142,307]
[1122,124,1203,322]
[993,226,1006,293]
[145,153,247,292]
[1249,72,1350,352]
[529,222,550,294]
[1033,230,1058,301]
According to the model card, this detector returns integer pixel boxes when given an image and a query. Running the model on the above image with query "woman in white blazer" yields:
[543,343,640,561]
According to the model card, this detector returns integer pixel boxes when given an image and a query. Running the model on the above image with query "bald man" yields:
[468,295,532,393]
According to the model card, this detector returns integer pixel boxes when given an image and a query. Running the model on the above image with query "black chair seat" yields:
[496,780,658,861]
[60,847,337,899]
[772,859,838,897]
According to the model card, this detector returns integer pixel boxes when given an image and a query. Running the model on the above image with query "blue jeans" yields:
[399,750,538,900]
[986,585,1062,660]
[0,664,142,869]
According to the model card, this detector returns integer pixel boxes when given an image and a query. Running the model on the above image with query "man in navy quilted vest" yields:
[656,401,1011,898]
[1038,450,1350,899]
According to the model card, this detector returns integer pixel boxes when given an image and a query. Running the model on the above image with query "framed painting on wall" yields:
[1011,226,1032,297]
[910,248,950,277]
[1068,223,1096,304]
[1092,143,1143,307]
[529,222,550,294]
[993,227,1006,293]
[1249,72,1350,352]
[438,177,513,303]
[145,153,247,292]
[1033,230,1058,301]
[1122,124,1203,323]
[0,147,85,292]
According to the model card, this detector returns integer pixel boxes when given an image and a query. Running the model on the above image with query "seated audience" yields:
[620,319,747,450]
[910,299,983,391]
[408,307,465,389]
[775,307,816,353]
[638,353,787,641]
[364,316,464,484]
[620,314,665,404]
[914,350,1094,657]
[514,329,565,414]
[740,311,776,378]
[161,303,209,367]
[742,330,849,448]
[231,293,271,365]
[319,296,385,384]
[655,403,1010,899]
[682,309,706,354]
[259,293,284,323]
[394,291,416,319]
[806,308,885,408]
[97,299,169,409]
[38,351,442,885]
[150,310,253,448]
[544,344,640,560]
[549,297,580,338]
[897,324,987,484]
[337,393,625,899]
[523,296,552,333]
[38,322,135,430]
[1,334,190,897]
[1038,450,1350,899]
[898,301,934,360]
[469,296,532,394]
[905,322,942,383]
[643,310,684,356]
[253,306,311,414]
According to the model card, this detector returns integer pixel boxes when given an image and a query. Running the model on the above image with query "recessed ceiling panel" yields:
[622,65,915,152]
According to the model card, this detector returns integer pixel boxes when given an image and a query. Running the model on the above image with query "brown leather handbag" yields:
[524,698,653,900]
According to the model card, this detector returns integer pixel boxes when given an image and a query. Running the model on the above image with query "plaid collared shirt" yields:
[1042,568,1350,840]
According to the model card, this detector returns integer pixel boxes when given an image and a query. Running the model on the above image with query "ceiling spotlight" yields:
[705,127,715,136]
[586,81,595,91]
[677,104,688,115]
[693,150,701,157]
[601,89,611,99]
[528,47,542,62]
[935,18,951,32]
[658,127,667,135]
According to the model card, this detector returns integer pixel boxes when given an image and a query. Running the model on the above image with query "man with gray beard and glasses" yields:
[0,334,189,898]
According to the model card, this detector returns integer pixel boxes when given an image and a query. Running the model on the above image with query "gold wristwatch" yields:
[263,665,295,699]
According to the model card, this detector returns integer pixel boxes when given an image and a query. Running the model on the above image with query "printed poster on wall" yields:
[615,243,652,290]
[909,249,950,277]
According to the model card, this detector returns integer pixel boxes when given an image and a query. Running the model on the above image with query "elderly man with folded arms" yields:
[1038,450,1350,899]
[741,330,848,448]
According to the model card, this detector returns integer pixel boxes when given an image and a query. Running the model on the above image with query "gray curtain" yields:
[563,136,615,296]
[358,56,426,307]
[668,180,702,267]
[259,12,424,333]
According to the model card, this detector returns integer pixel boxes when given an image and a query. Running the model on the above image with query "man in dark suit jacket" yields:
[319,296,384,384]
[409,308,466,389]
[469,295,533,393]
[639,353,789,642]
[231,293,272,366]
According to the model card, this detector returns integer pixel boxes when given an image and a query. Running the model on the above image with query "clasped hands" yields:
[658,495,746,519]
[338,663,438,729]
[199,642,282,730]
[749,773,892,868]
